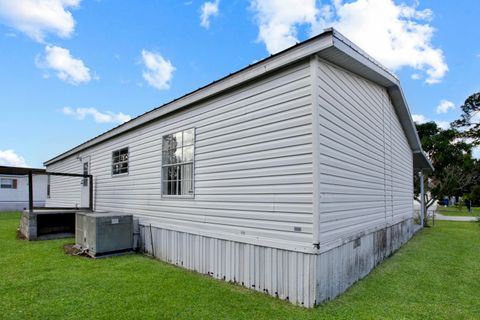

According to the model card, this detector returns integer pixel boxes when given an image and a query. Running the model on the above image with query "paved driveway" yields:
[435,213,479,222]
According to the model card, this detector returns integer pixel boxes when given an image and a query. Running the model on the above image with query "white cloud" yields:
[473,146,480,159]
[0,150,27,167]
[315,0,448,84]
[435,121,450,130]
[411,73,421,80]
[250,0,448,84]
[141,49,175,90]
[0,0,81,42]
[412,114,428,124]
[62,107,131,124]
[436,99,455,114]
[454,138,478,158]
[36,45,91,85]
[412,113,450,130]
[250,0,318,54]
[200,0,220,29]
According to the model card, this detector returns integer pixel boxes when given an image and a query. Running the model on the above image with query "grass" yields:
[1,212,479,319]
[437,206,480,217]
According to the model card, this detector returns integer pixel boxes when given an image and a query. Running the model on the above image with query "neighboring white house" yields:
[0,172,47,211]
[44,29,432,307]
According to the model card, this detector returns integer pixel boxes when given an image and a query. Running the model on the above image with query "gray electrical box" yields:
[75,212,133,257]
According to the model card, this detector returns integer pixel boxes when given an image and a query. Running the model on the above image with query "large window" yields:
[112,147,129,175]
[162,129,194,196]
[1,178,17,189]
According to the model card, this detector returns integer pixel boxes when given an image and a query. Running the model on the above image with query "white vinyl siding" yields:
[47,60,315,251]
[389,96,414,223]
[316,58,413,251]
[48,160,82,208]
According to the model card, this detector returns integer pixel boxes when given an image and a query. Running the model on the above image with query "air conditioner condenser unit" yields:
[75,212,133,257]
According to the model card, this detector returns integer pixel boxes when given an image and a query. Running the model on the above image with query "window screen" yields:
[162,129,194,196]
[112,147,129,175]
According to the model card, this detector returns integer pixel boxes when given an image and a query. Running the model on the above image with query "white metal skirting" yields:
[139,223,317,307]
[315,218,414,303]
[137,218,414,308]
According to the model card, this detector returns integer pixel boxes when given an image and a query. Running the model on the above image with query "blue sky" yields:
[0,0,479,167]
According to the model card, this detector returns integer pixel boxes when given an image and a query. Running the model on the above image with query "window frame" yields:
[0,177,15,189]
[161,128,195,199]
[111,146,130,177]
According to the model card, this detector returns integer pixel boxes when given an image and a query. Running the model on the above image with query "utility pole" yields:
[419,171,425,227]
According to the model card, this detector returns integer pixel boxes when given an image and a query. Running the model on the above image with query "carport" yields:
[0,166,93,240]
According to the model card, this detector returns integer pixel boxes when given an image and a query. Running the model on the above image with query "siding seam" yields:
[310,55,321,251]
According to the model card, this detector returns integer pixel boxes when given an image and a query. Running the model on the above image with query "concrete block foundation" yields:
[19,209,84,240]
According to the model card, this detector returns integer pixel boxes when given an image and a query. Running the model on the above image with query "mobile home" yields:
[44,29,432,307]
[0,167,47,211]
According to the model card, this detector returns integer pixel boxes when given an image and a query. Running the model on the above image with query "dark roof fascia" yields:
[0,166,46,175]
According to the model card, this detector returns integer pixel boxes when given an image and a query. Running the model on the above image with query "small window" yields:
[1,178,16,189]
[112,147,129,175]
[162,129,194,196]
[83,162,89,186]
[47,175,51,198]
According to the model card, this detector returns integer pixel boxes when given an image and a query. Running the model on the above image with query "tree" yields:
[452,92,480,144]
[466,185,480,206]
[414,122,473,226]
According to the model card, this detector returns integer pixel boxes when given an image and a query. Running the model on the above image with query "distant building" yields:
[0,167,47,211]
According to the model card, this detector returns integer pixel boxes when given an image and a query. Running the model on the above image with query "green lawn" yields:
[1,212,479,319]
[437,206,480,217]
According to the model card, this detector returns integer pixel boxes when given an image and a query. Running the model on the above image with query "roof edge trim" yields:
[328,29,432,171]
[44,31,334,166]
[44,28,433,172]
